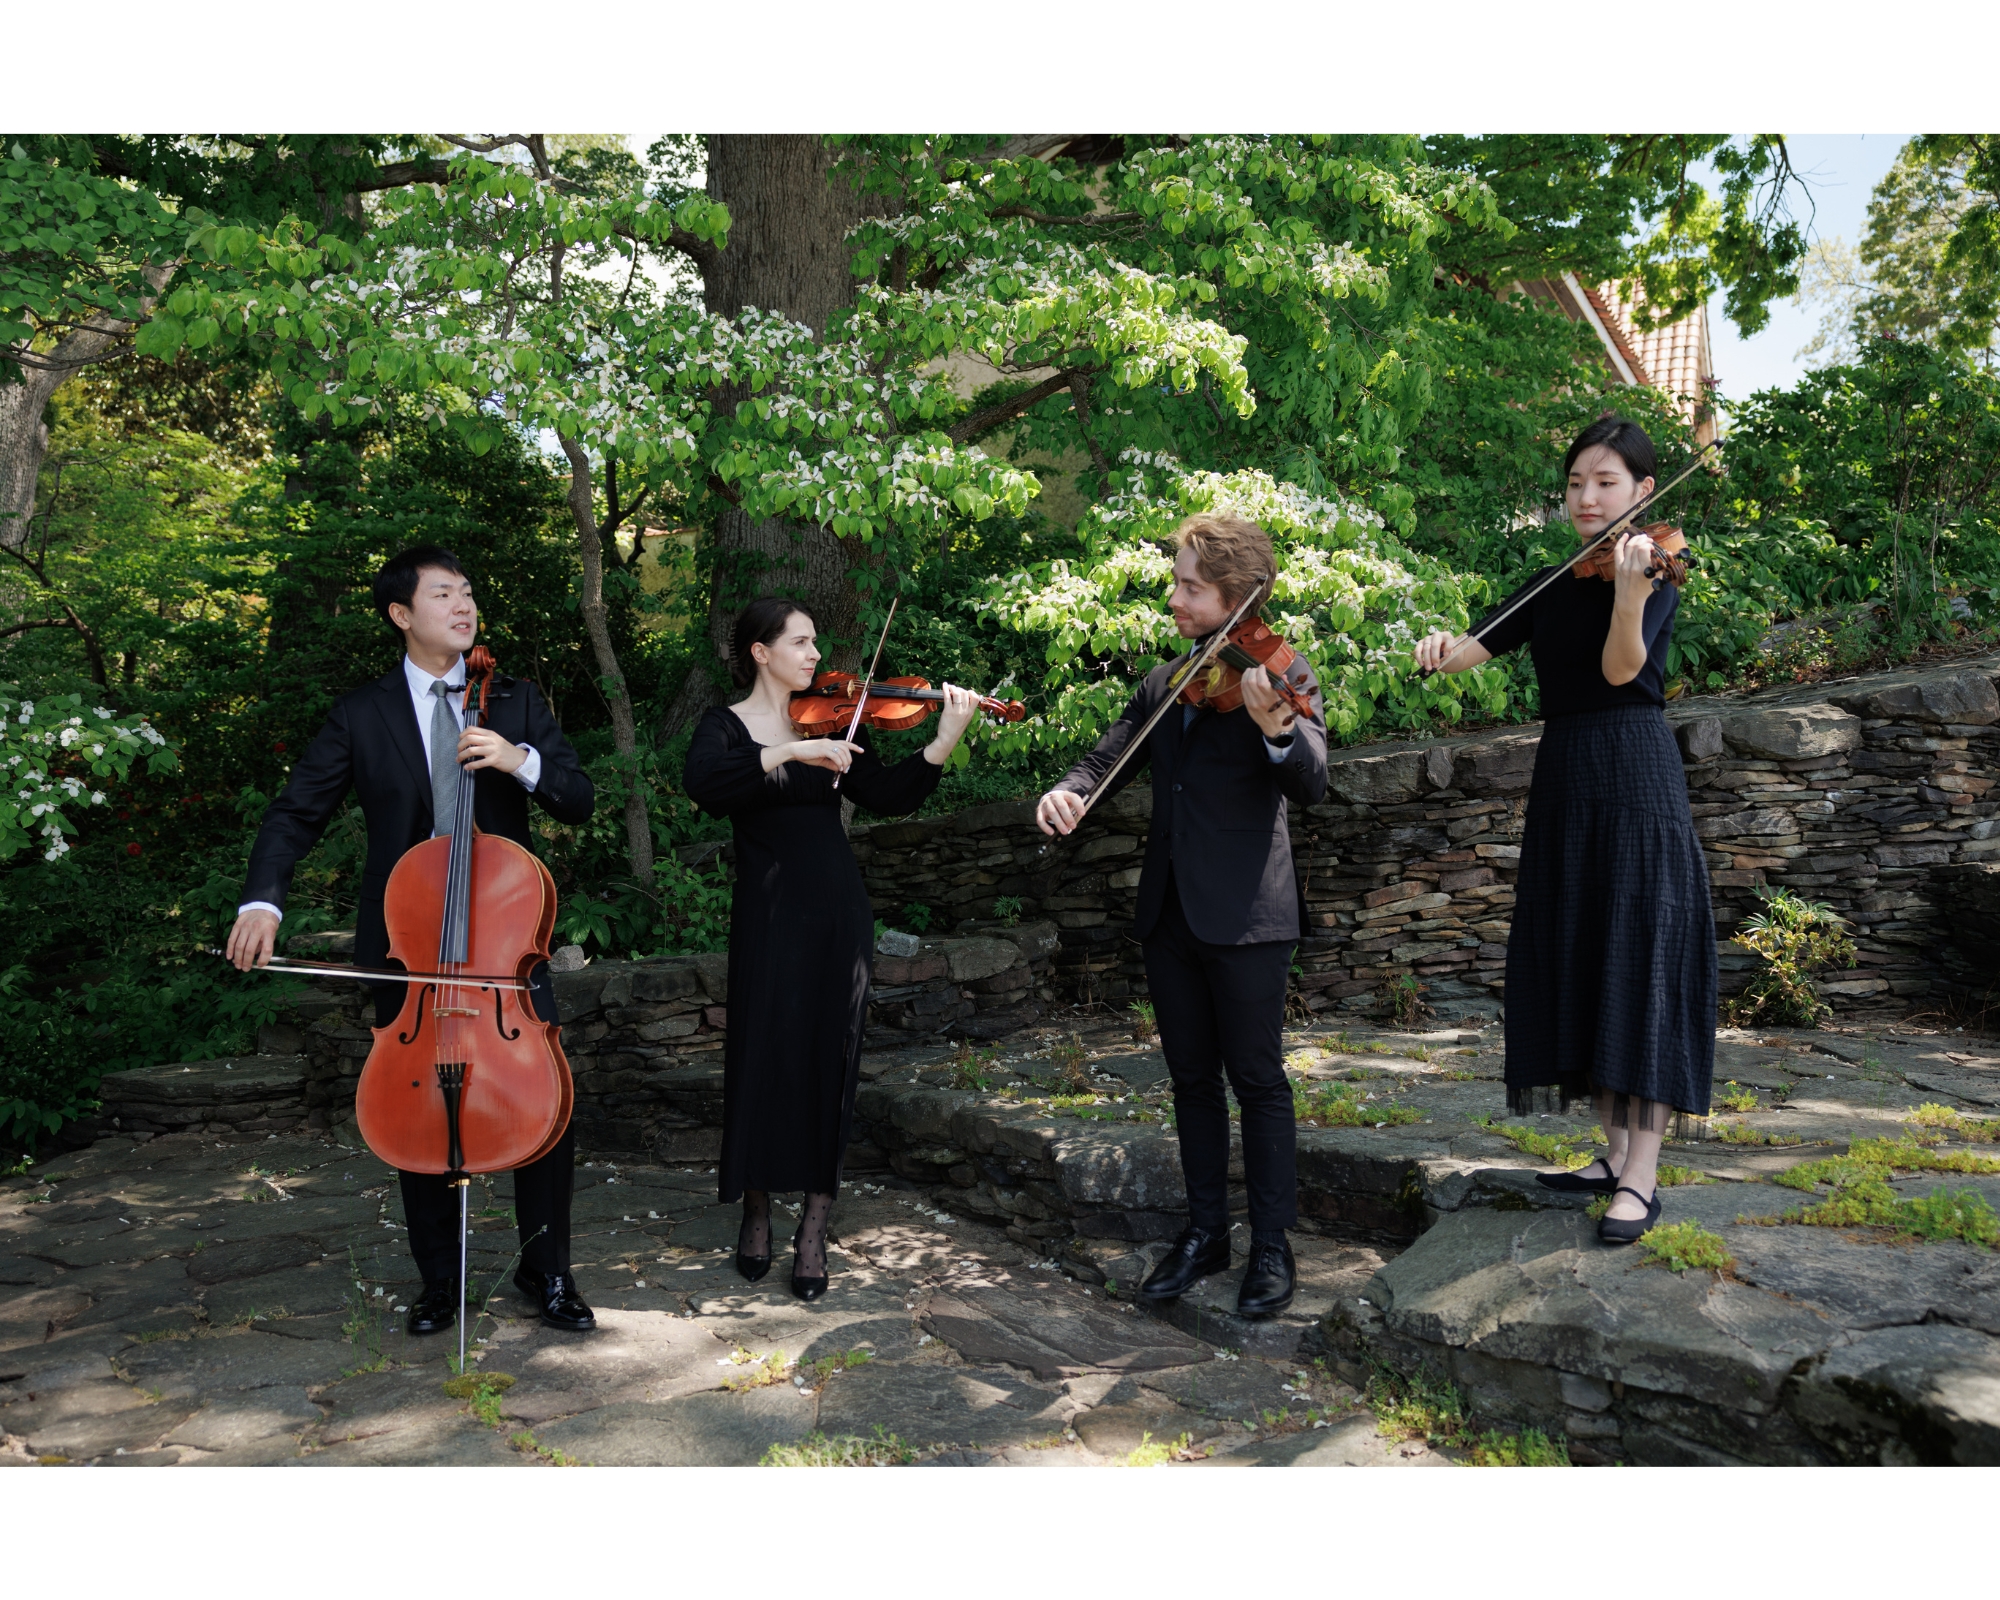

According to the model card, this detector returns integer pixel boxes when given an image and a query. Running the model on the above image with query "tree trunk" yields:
[661,136,893,737]
[559,432,655,886]
[1,265,174,553]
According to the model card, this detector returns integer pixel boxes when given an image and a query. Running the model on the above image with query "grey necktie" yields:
[429,679,462,838]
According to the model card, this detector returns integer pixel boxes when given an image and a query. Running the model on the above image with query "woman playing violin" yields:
[682,598,978,1299]
[1415,415,1717,1245]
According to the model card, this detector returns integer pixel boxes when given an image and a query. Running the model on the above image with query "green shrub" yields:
[1723,888,1856,1027]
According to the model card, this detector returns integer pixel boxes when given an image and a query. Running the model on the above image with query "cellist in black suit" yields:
[1037,514,1328,1317]
[225,546,598,1336]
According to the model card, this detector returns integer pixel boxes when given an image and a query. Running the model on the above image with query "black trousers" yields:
[385,965,575,1286]
[1142,878,1298,1234]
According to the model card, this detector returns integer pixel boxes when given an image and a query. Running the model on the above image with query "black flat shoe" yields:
[1537,1158,1619,1194]
[1236,1236,1296,1318]
[1138,1226,1232,1302]
[514,1267,597,1331]
[405,1281,458,1337]
[789,1228,828,1303]
[736,1248,772,1282]
[1598,1185,1663,1246]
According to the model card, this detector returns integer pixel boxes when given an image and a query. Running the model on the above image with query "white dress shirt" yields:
[239,654,542,923]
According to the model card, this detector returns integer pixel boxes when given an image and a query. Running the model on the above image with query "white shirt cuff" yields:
[514,745,541,791]
[1263,735,1294,763]
[238,900,283,922]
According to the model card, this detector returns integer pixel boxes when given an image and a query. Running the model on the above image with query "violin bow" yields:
[1044,577,1271,846]
[832,594,898,792]
[1420,439,1718,678]
[209,950,533,991]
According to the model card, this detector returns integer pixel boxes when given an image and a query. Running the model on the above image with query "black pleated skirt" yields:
[1504,704,1717,1124]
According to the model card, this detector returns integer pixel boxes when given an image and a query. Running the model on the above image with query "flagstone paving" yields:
[0,1125,1425,1467]
[8,1013,2000,1466]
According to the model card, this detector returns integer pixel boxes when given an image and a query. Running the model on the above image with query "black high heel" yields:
[790,1226,828,1302]
[1537,1157,1619,1194]
[736,1193,772,1282]
[1598,1185,1662,1245]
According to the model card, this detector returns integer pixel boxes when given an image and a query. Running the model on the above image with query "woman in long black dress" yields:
[1415,415,1716,1244]
[682,598,978,1299]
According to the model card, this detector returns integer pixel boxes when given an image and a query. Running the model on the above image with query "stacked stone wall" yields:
[834,655,2000,1021]
[289,927,1060,1156]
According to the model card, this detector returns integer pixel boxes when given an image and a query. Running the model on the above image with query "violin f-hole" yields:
[487,985,521,1042]
[398,983,436,1045]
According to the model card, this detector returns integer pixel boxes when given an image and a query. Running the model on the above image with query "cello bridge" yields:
[433,1006,481,1018]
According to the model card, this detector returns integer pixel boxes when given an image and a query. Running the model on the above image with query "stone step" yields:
[100,1056,308,1137]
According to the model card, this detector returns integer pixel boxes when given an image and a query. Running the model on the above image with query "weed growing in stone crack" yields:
[1775,1137,2000,1191]
[1294,1082,1422,1130]
[1716,1083,1761,1113]
[1441,1069,1475,1082]
[946,1041,1001,1091]
[1906,1103,2000,1144]
[1122,1430,1204,1466]
[1465,1429,1569,1466]
[443,1371,517,1427]
[1638,1221,1737,1274]
[1381,974,1429,1028]
[798,1348,872,1389]
[1047,1033,1092,1094]
[1129,1000,1158,1043]
[509,1429,579,1466]
[1771,1137,2000,1245]
[1363,1361,1569,1466]
[339,1251,388,1375]
[762,1426,917,1467]
[1475,1117,1591,1169]
[1656,1164,1711,1187]
[721,1347,788,1391]
[1715,1121,1805,1147]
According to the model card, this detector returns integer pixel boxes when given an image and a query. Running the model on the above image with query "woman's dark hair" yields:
[730,597,815,690]
[1562,414,1657,486]
[374,545,468,630]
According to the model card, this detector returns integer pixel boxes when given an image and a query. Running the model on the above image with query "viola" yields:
[788,672,1026,738]
[353,645,572,1182]
[1176,615,1317,722]
[1573,521,1691,589]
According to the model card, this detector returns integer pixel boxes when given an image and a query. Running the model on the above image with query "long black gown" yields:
[1474,567,1718,1128]
[682,707,942,1201]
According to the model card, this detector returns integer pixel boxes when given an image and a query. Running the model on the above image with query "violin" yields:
[1176,615,1317,721]
[789,672,1026,738]
[1573,522,1691,589]
[354,645,572,1185]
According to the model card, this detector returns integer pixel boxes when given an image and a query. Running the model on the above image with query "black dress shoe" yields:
[514,1267,597,1331]
[1138,1226,1231,1302]
[406,1282,458,1337]
[1598,1186,1663,1246]
[1237,1235,1296,1318]
[790,1228,828,1303]
[1537,1158,1619,1194]
[736,1247,772,1282]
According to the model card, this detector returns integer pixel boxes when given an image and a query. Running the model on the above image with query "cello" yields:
[355,645,572,1362]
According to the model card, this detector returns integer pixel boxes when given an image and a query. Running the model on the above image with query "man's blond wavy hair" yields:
[1174,513,1276,612]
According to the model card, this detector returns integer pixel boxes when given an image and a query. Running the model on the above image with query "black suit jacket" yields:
[1056,646,1328,945]
[243,665,595,969]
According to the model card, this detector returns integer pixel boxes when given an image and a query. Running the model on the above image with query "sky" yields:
[1704,133,1910,405]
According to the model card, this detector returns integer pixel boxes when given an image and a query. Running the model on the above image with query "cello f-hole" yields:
[398,983,436,1046]
[488,985,521,1042]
